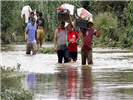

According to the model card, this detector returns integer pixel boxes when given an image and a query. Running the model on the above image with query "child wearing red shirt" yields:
[67,24,79,62]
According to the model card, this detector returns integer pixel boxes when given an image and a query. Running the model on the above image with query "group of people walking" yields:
[25,10,100,65]
[25,10,46,55]
[54,12,100,65]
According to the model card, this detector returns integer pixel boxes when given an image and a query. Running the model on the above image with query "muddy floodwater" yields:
[1,43,133,100]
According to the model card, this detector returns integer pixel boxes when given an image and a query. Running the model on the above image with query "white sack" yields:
[21,5,32,23]
[61,4,74,15]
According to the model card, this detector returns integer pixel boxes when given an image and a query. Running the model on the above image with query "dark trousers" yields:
[81,50,93,65]
[57,49,69,63]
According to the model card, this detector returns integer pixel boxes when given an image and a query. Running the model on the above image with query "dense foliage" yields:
[122,0,133,49]
[1,1,132,49]
[93,12,119,47]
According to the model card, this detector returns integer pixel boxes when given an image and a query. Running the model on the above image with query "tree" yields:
[120,0,133,48]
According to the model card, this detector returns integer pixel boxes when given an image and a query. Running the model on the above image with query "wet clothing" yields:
[81,28,97,50]
[37,29,44,38]
[57,49,69,63]
[26,40,37,55]
[56,27,69,63]
[67,30,79,52]
[26,23,37,55]
[36,18,45,28]
[81,50,93,65]
[81,28,97,65]
[68,52,77,60]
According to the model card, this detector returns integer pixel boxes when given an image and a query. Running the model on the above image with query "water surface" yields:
[1,43,133,100]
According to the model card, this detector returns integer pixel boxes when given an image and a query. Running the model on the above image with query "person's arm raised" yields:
[95,26,100,38]
[67,11,72,25]
[79,28,83,36]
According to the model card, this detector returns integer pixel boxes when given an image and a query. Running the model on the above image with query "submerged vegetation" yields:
[37,47,56,54]
[1,65,34,99]
[1,87,34,100]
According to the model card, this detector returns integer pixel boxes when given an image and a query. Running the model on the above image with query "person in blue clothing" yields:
[25,18,37,55]
[26,73,36,89]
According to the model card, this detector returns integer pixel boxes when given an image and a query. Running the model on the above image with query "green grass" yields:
[37,47,56,54]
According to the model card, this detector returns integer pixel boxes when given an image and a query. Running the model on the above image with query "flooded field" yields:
[1,43,133,100]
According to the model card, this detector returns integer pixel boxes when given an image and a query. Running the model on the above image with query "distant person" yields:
[67,24,79,62]
[54,21,69,63]
[34,10,39,21]
[25,18,37,55]
[36,12,46,49]
[28,12,35,24]
[36,10,39,18]
[79,18,100,65]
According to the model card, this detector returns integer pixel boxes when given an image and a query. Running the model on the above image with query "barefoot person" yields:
[36,12,46,49]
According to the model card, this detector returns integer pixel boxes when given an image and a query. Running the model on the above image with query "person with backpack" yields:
[54,21,69,63]
[67,23,79,62]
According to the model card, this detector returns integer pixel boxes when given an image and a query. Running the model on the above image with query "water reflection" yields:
[25,73,36,90]
[55,66,67,100]
[80,66,92,100]
[2,43,133,100]
[54,65,78,100]
[67,66,78,99]
[54,65,92,100]
[2,64,133,100]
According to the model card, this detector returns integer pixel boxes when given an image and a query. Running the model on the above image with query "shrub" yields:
[121,1,133,49]
[93,12,119,47]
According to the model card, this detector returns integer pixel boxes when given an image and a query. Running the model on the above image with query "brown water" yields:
[1,43,133,100]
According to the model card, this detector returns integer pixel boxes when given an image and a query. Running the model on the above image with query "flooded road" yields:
[1,43,133,100]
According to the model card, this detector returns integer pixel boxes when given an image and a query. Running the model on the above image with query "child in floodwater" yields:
[67,23,79,62]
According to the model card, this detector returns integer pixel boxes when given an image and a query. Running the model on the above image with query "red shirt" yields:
[67,30,79,52]
[81,28,97,50]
